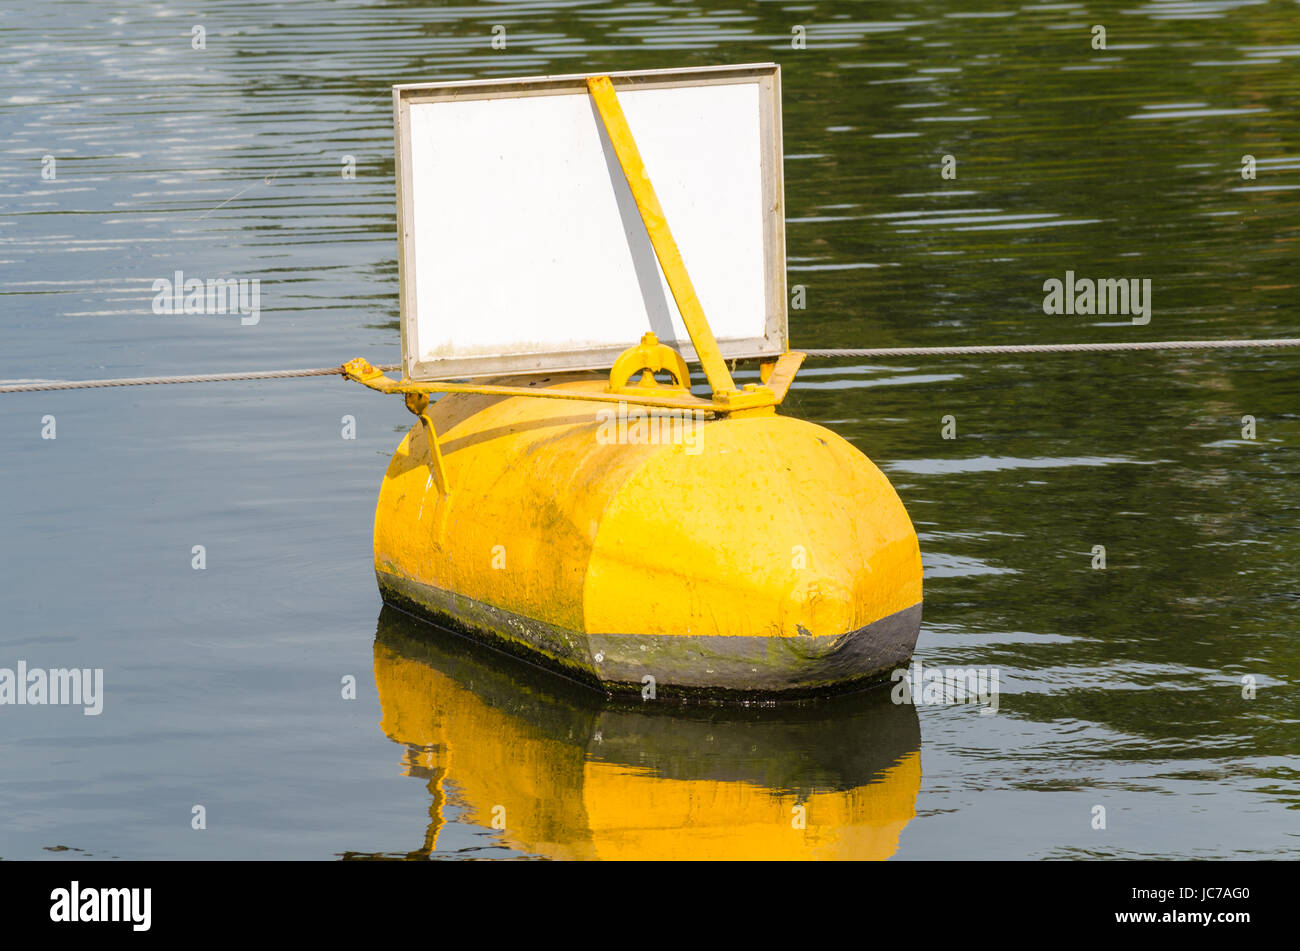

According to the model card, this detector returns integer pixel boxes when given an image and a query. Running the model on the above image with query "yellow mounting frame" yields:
[345,74,804,448]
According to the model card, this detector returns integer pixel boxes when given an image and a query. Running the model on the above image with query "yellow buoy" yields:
[372,371,922,699]
[345,68,924,698]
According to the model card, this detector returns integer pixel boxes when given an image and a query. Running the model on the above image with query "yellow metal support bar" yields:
[585,75,740,401]
[340,358,801,416]
[404,391,451,495]
[342,358,719,412]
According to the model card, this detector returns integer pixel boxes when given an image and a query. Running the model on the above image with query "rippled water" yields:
[1,0,1296,859]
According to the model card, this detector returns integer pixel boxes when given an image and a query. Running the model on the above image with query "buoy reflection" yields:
[364,606,922,860]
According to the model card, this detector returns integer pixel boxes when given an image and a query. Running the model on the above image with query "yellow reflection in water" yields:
[371,607,921,860]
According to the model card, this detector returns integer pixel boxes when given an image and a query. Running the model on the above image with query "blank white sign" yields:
[393,65,786,381]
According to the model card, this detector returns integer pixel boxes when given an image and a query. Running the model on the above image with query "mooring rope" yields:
[801,338,1300,358]
[0,365,401,394]
[1,338,1298,394]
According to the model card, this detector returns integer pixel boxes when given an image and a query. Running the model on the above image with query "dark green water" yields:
[0,0,1296,859]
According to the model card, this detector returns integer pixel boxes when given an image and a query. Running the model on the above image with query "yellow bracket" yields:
[609,332,691,395]
[759,350,805,404]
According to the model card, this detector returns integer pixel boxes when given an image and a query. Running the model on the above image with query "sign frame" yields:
[392,63,787,382]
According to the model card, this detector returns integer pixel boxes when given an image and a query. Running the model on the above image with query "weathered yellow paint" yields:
[371,371,922,695]
[373,624,921,859]
[581,414,921,639]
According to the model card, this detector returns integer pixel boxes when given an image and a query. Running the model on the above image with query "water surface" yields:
[1,0,1296,859]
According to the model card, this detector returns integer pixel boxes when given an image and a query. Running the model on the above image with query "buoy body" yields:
[374,372,922,699]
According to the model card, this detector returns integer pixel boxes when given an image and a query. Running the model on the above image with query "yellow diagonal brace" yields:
[404,392,450,495]
[586,75,738,399]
